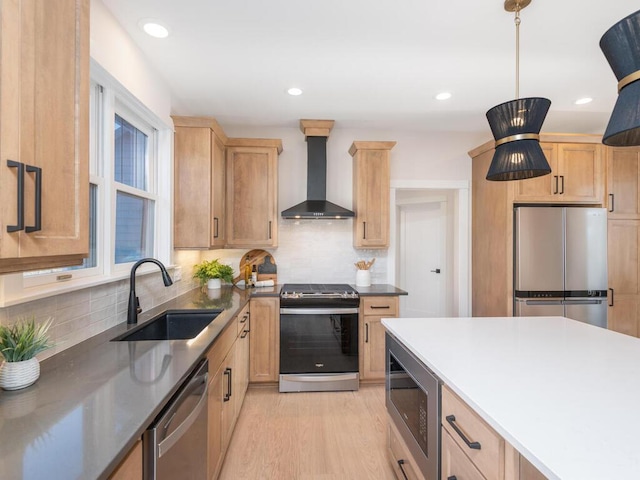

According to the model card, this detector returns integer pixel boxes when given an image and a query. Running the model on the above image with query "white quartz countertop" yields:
[382,316,640,480]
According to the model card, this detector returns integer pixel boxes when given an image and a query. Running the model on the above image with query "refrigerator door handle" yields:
[562,299,603,306]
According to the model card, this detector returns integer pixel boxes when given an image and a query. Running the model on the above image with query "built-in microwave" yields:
[386,332,441,479]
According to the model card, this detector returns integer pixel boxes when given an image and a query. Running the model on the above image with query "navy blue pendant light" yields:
[486,0,552,181]
[600,10,640,146]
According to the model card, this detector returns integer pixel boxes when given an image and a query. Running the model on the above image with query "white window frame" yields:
[12,62,173,300]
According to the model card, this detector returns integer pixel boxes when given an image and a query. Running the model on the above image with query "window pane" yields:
[114,114,148,190]
[115,191,154,264]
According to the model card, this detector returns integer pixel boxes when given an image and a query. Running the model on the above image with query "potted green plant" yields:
[193,258,235,289]
[0,317,54,390]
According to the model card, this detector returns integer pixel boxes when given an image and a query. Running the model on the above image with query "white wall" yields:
[90,0,173,126]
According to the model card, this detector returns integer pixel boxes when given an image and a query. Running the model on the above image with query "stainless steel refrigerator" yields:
[514,206,608,328]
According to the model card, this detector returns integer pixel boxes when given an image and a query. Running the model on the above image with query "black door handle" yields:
[609,288,614,307]
[431,268,441,274]
[609,193,615,213]
[446,415,481,450]
[7,160,24,232]
[25,165,42,233]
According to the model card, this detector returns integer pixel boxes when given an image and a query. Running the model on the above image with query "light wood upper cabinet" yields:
[350,141,396,249]
[607,147,640,218]
[0,0,89,273]
[512,142,604,203]
[249,297,279,383]
[226,140,281,248]
[173,116,227,249]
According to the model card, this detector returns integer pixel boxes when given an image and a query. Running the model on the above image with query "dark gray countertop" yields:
[0,286,251,480]
[353,284,408,296]
[0,282,404,479]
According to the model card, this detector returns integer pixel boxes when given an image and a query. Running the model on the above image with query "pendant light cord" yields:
[515,4,521,99]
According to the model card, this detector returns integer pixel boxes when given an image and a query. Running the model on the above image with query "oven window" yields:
[280,312,358,374]
[389,352,428,454]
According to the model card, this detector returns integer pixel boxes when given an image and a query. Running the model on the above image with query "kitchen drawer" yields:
[441,428,485,480]
[207,316,238,376]
[237,303,250,336]
[388,418,425,480]
[362,296,399,316]
[442,386,504,480]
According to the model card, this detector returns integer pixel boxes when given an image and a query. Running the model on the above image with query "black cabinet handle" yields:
[370,305,391,309]
[446,415,481,450]
[268,221,272,240]
[7,160,24,232]
[240,314,248,324]
[397,460,409,480]
[213,217,219,238]
[553,175,559,194]
[363,221,366,239]
[560,175,565,194]
[25,165,42,233]
[365,323,369,343]
[447,477,458,480]
[241,329,249,339]
[431,268,441,274]
[223,367,232,401]
[609,193,615,213]
[609,288,614,307]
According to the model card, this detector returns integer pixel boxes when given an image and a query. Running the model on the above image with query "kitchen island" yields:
[382,316,640,479]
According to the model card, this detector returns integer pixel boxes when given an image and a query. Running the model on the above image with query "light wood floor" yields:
[219,385,396,480]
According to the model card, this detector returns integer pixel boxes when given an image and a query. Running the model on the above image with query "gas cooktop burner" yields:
[280,283,358,299]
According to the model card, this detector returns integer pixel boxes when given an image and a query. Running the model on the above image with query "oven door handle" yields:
[280,308,359,315]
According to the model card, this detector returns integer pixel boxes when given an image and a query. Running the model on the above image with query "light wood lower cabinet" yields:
[360,296,399,382]
[108,439,142,480]
[206,304,251,480]
[441,385,547,480]
[249,297,279,383]
[388,416,425,480]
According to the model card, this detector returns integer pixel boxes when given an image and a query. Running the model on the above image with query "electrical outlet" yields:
[173,266,182,281]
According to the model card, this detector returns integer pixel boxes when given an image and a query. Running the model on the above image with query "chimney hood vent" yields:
[281,120,354,220]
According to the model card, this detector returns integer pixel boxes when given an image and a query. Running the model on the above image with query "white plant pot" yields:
[0,358,40,391]
[355,269,371,287]
[207,278,222,289]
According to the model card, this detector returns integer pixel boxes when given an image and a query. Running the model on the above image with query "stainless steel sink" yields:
[112,310,223,341]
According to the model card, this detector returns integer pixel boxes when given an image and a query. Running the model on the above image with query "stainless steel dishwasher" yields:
[143,359,208,480]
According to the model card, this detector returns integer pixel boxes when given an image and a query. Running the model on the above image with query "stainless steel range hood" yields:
[281,120,355,219]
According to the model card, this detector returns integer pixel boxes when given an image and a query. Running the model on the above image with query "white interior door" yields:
[398,201,447,317]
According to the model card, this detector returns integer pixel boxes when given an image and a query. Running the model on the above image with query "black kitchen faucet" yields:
[127,258,173,324]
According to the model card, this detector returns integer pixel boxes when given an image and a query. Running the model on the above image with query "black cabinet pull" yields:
[363,221,367,239]
[609,193,615,213]
[365,323,369,343]
[7,160,24,232]
[446,415,481,450]
[397,460,409,480]
[431,268,441,274]
[370,305,390,309]
[25,165,42,233]
[223,367,232,401]
[240,329,249,339]
[447,477,458,480]
[560,175,565,194]
[609,288,614,307]
[268,221,272,240]
[553,175,559,194]
[240,314,248,324]
[213,217,219,238]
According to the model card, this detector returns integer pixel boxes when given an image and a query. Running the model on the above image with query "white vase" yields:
[207,278,222,289]
[0,358,40,391]
[355,269,371,287]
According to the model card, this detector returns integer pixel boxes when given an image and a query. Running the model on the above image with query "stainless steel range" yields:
[279,284,360,392]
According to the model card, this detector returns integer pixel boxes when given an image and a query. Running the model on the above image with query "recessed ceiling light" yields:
[575,97,593,105]
[435,92,452,101]
[140,20,169,38]
[287,87,303,96]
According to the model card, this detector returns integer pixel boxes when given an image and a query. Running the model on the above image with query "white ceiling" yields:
[100,0,636,134]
